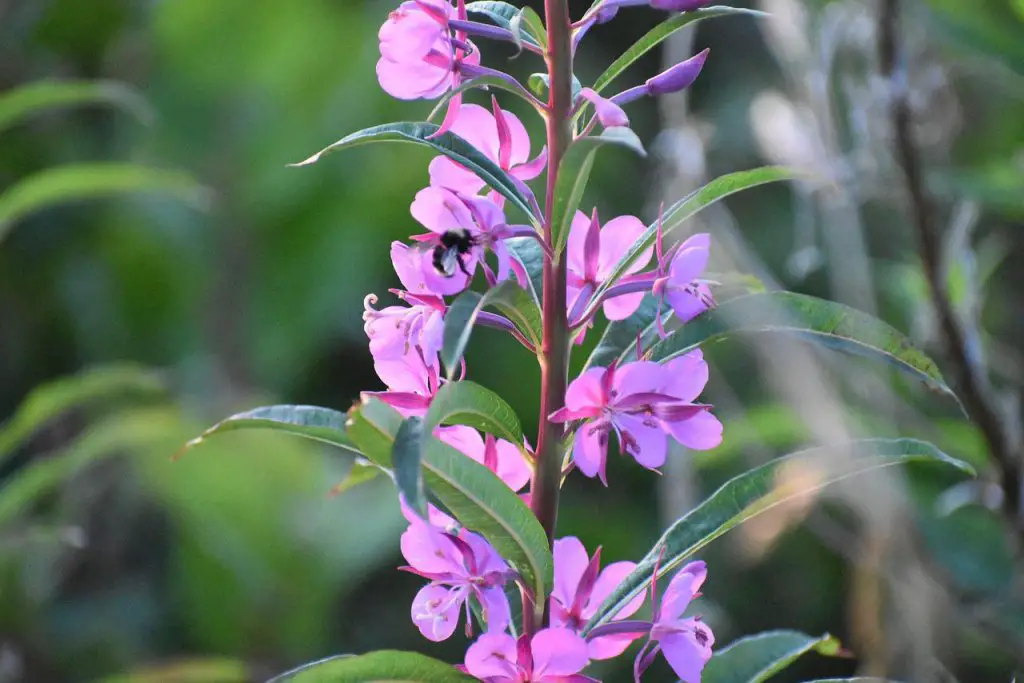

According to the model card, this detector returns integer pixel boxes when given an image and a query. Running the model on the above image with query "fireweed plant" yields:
[187,1,977,681]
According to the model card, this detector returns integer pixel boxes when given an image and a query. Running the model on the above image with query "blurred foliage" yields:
[1,0,1023,682]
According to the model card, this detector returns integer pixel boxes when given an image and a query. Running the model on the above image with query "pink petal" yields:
[665,287,710,323]
[390,241,432,294]
[573,420,609,483]
[511,145,548,181]
[552,536,590,608]
[492,438,532,491]
[376,56,447,100]
[611,361,663,399]
[531,628,590,678]
[428,155,483,194]
[587,632,642,661]
[659,350,709,402]
[465,631,520,680]
[664,410,723,451]
[565,211,594,276]
[411,584,464,642]
[479,585,512,633]
[436,424,485,456]
[658,561,707,621]
[602,291,645,321]
[379,11,440,62]
[615,414,668,470]
[400,521,459,574]
[374,355,430,395]
[565,367,607,412]
[597,215,650,279]
[499,107,532,166]
[586,561,643,620]
[668,233,710,285]
[410,186,474,235]
[656,623,714,683]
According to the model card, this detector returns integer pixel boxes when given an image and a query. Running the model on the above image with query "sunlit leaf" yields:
[582,438,973,634]
[0,163,211,243]
[0,79,153,135]
[466,1,542,48]
[645,292,953,397]
[330,459,386,496]
[425,380,525,446]
[291,122,537,222]
[268,651,474,683]
[510,6,547,50]
[703,630,843,683]
[505,236,545,305]
[184,405,360,455]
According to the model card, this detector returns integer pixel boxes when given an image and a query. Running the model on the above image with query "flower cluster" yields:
[362,0,722,680]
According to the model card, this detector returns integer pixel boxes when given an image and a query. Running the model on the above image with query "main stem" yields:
[526,0,574,636]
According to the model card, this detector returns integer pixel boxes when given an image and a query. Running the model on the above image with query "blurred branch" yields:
[877,0,1024,533]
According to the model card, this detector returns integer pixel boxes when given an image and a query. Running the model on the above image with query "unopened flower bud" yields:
[650,0,713,10]
[580,88,630,129]
[646,48,709,96]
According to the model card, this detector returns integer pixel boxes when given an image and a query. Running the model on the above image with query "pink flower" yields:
[363,293,445,364]
[464,628,598,682]
[429,101,547,201]
[369,343,441,415]
[566,211,653,327]
[653,233,714,324]
[638,561,714,683]
[549,357,720,485]
[550,537,645,660]
[436,425,532,491]
[579,88,630,129]
[377,0,480,100]
[401,508,512,641]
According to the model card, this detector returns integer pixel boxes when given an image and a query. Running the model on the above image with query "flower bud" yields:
[580,88,630,129]
[650,0,713,10]
[645,48,709,96]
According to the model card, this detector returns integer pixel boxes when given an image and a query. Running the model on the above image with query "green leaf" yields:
[582,438,973,634]
[550,128,646,257]
[505,236,545,305]
[510,6,547,51]
[466,1,542,48]
[645,292,953,397]
[268,651,475,683]
[591,6,769,95]
[0,79,153,136]
[585,293,668,369]
[331,459,386,496]
[591,167,800,307]
[442,280,542,378]
[703,630,843,683]
[347,398,552,601]
[0,363,166,462]
[183,405,360,455]
[0,163,211,243]
[393,417,428,518]
[425,380,525,446]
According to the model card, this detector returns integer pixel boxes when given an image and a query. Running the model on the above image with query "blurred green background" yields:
[1,0,1023,681]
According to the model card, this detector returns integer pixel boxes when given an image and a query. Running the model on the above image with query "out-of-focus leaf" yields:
[92,657,250,683]
[645,292,954,398]
[582,438,973,633]
[291,122,537,222]
[330,459,386,496]
[393,417,427,518]
[590,167,800,310]
[703,630,843,683]
[929,165,1024,217]
[267,652,474,683]
[442,281,542,378]
[926,0,1024,77]
[466,1,542,48]
[347,398,552,602]
[425,381,525,446]
[0,79,153,135]
[0,363,166,462]
[550,128,646,257]
[0,163,211,243]
[183,405,360,455]
[591,6,769,94]
[585,293,668,369]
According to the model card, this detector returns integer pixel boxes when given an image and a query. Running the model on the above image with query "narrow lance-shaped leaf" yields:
[0,163,211,244]
[291,122,538,223]
[425,380,525,446]
[582,438,974,633]
[330,459,386,496]
[347,398,553,602]
[267,651,476,683]
[465,0,542,48]
[645,291,953,397]
[505,236,545,305]
[550,128,646,257]
[0,79,153,135]
[94,657,251,683]
[394,417,428,518]
[442,280,542,378]
[588,166,800,311]
[183,405,360,455]
[591,7,768,95]
[0,363,166,461]
[702,630,843,683]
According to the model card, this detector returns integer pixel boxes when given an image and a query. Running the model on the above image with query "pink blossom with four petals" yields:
[653,232,714,324]
[641,561,715,683]
[363,294,445,364]
[464,628,598,683]
[550,537,646,660]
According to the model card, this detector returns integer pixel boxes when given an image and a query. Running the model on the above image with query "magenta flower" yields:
[363,293,445,364]
[369,342,441,415]
[464,628,597,683]
[377,0,480,100]
[579,88,630,129]
[429,100,547,200]
[636,561,714,683]
[401,510,512,641]
[550,537,645,660]
[652,232,714,324]
[549,358,719,484]
[436,425,532,491]
[566,211,653,327]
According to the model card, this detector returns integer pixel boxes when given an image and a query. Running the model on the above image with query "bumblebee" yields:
[432,229,476,277]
